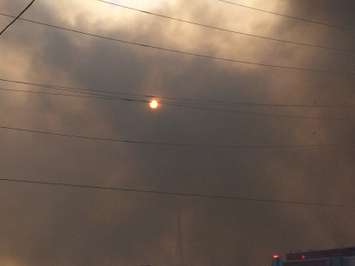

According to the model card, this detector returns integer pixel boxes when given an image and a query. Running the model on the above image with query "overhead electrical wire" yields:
[0,86,352,121]
[0,86,147,102]
[0,0,36,37]
[216,0,353,33]
[0,77,353,121]
[94,0,354,55]
[0,12,354,76]
[1,77,355,109]
[0,77,153,100]
[0,124,353,151]
[0,176,352,209]
[166,101,349,121]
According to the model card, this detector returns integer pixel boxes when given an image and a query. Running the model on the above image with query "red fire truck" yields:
[272,247,355,266]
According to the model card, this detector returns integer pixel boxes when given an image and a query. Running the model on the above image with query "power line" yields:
[0,0,36,37]
[0,13,353,76]
[0,176,351,208]
[0,86,146,102]
[2,77,355,109]
[0,124,353,151]
[216,0,353,33]
[0,86,351,121]
[167,102,349,121]
[0,77,153,100]
[94,0,354,55]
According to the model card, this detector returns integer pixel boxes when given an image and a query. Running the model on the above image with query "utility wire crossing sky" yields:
[1,12,354,75]
[0,0,36,37]
[95,0,355,55]
[0,176,353,209]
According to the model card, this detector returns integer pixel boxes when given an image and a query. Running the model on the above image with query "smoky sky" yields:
[1,0,355,266]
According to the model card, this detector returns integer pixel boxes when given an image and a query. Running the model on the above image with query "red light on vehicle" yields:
[301,255,306,260]
[272,254,280,259]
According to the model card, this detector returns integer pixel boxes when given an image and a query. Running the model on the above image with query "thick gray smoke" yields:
[0,0,355,266]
